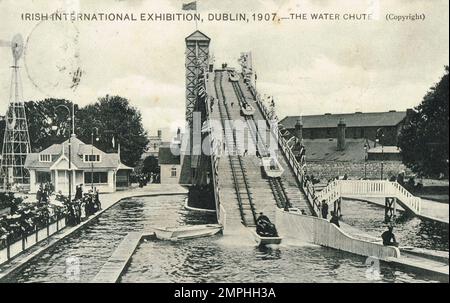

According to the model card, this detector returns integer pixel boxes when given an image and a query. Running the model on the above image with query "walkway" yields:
[0,184,188,281]
[91,232,143,283]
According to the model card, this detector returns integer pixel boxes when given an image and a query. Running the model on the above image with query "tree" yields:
[142,155,160,175]
[0,99,75,152]
[25,99,79,152]
[398,66,449,177]
[76,95,149,167]
[1,96,149,167]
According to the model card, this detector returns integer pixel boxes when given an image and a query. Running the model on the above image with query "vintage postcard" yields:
[0,0,448,292]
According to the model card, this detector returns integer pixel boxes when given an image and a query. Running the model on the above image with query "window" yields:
[39,154,51,162]
[84,154,101,162]
[84,172,108,184]
[36,171,51,183]
[171,167,177,177]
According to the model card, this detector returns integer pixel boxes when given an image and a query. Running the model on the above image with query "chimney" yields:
[176,127,181,141]
[295,117,303,142]
[157,129,162,139]
[337,118,346,151]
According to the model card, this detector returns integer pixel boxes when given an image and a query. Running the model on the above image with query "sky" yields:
[0,0,448,141]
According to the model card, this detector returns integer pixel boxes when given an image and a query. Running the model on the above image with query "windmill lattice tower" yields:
[0,34,31,190]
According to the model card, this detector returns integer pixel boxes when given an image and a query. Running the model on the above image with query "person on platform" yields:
[94,189,101,211]
[330,211,340,228]
[36,184,43,203]
[381,226,399,247]
[321,200,329,219]
[75,184,83,200]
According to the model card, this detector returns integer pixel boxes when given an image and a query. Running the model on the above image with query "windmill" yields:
[0,34,32,191]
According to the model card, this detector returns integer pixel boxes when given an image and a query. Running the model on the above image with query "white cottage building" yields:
[24,135,133,194]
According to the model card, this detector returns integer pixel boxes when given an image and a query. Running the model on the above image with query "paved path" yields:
[0,184,188,281]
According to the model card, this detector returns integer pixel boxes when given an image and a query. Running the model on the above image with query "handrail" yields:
[316,180,422,215]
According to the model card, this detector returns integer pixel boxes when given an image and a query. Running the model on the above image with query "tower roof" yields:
[185,30,210,42]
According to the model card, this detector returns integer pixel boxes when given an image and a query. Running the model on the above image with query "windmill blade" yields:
[11,34,24,61]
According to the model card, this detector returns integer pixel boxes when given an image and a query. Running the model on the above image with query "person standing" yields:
[94,189,101,211]
[75,184,83,200]
[321,200,329,219]
[330,211,340,227]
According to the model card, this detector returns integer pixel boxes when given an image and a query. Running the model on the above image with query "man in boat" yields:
[270,158,277,170]
[381,226,399,247]
[256,212,278,237]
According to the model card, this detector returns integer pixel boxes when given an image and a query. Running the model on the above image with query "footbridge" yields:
[316,179,422,219]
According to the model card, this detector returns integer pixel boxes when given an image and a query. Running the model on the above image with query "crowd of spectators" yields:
[0,183,101,250]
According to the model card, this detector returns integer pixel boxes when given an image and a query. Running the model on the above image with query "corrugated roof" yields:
[301,138,374,162]
[280,111,407,129]
[24,135,128,170]
[158,146,180,165]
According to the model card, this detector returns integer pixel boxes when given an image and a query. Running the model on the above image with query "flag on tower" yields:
[182,1,197,10]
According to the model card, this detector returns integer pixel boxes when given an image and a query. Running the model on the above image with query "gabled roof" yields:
[25,135,128,170]
[185,30,210,42]
[280,111,407,129]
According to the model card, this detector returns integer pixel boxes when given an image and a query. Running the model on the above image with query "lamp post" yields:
[54,103,75,200]
[376,128,385,180]
[363,143,368,179]
[91,127,99,191]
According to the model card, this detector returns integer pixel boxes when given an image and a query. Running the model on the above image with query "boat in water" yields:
[250,230,282,246]
[154,224,223,241]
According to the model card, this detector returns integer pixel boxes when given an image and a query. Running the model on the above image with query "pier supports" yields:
[384,197,397,222]
[333,197,342,217]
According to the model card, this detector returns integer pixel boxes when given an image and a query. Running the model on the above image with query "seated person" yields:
[270,158,277,170]
[256,212,278,237]
[381,226,399,247]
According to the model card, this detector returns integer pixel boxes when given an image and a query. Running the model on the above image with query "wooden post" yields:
[384,197,395,223]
